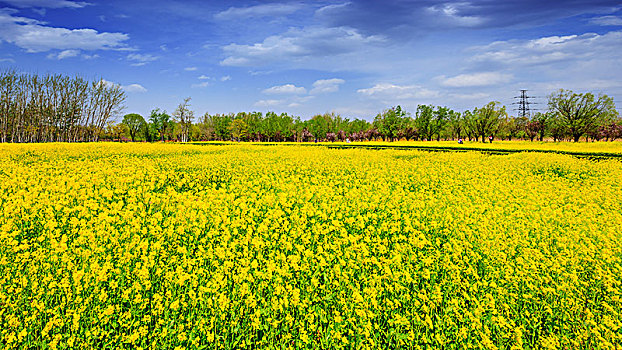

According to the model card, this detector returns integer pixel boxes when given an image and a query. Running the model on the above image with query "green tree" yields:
[213,114,233,140]
[531,112,552,141]
[511,116,529,141]
[121,113,146,142]
[462,110,477,141]
[327,112,348,133]
[447,111,464,140]
[548,89,618,142]
[348,118,371,134]
[414,105,436,141]
[143,122,157,142]
[432,106,454,141]
[197,113,215,140]
[262,112,294,141]
[549,116,567,142]
[236,112,262,141]
[307,113,332,141]
[497,116,512,140]
[516,116,528,140]
[149,108,171,142]
[110,122,128,142]
[472,102,506,142]
[374,105,408,141]
[231,118,248,141]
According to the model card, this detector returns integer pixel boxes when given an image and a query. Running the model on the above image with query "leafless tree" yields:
[173,97,193,142]
[0,70,125,142]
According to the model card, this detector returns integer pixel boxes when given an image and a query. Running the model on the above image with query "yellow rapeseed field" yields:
[1,143,621,349]
[373,140,622,154]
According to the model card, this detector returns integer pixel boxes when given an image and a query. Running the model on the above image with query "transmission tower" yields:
[512,89,538,118]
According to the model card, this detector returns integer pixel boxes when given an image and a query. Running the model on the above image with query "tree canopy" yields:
[548,89,618,142]
[122,113,146,142]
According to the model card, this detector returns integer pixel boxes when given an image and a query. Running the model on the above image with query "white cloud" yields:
[254,99,283,107]
[1,0,88,8]
[221,26,385,67]
[184,66,197,71]
[32,8,47,16]
[0,58,16,63]
[215,3,302,20]
[448,92,491,100]
[263,84,306,95]
[220,75,231,81]
[357,83,440,100]
[127,53,158,66]
[310,78,345,94]
[221,57,250,66]
[315,2,352,17]
[198,75,210,80]
[590,16,622,26]
[59,49,79,59]
[0,9,129,53]
[191,81,209,88]
[122,83,147,93]
[440,72,513,87]
[433,31,622,112]
[254,95,314,108]
[0,9,41,24]
[528,35,578,48]
[576,79,622,90]
[249,70,273,76]
[81,53,99,59]
[471,31,622,66]
[98,79,146,93]
[46,49,79,59]
[425,3,484,27]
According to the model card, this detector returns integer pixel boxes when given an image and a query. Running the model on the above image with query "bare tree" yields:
[0,71,125,143]
[173,97,194,142]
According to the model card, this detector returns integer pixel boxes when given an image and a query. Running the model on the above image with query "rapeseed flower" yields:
[0,142,621,349]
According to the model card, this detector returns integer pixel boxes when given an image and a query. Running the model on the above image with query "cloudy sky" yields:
[1,0,621,120]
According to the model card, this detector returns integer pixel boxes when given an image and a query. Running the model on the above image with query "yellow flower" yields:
[103,305,115,316]
[1,142,621,349]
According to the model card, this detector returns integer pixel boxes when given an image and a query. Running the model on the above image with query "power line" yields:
[511,89,539,118]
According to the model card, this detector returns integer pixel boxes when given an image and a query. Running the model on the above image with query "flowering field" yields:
[350,140,622,154]
[192,140,622,157]
[1,143,621,349]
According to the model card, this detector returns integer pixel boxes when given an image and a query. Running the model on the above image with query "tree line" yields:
[111,90,620,143]
[0,70,125,142]
[1,71,619,143]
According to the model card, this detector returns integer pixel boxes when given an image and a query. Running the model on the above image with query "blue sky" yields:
[1,0,621,121]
